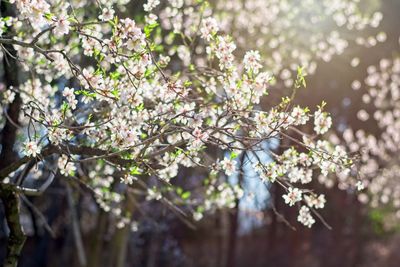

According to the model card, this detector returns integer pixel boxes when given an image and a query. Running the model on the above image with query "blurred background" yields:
[1,0,400,266]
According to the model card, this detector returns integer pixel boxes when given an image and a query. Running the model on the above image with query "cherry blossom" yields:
[0,1,369,263]
[22,141,41,157]
[243,50,262,74]
[53,15,70,36]
[314,108,332,135]
[297,206,315,228]
[99,7,115,21]
[62,87,77,110]
[305,194,326,209]
[57,155,76,177]
[282,187,302,206]
[220,158,237,176]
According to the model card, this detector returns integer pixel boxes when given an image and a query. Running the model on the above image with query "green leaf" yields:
[181,191,191,200]
[130,166,141,175]
[144,22,159,38]
[295,66,307,89]
[44,13,54,20]
[176,187,183,195]
[111,88,119,98]
[110,71,121,80]
[230,151,238,160]
[136,103,144,111]
[61,101,69,112]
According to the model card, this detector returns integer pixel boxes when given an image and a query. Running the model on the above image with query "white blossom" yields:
[54,15,70,36]
[220,158,237,176]
[297,206,315,228]
[282,187,302,206]
[22,141,41,157]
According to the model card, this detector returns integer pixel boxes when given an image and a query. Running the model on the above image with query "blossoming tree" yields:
[330,55,400,227]
[0,0,356,266]
[158,0,384,88]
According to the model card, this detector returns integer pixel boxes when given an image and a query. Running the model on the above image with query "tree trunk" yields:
[0,0,21,171]
[0,1,25,266]
[225,153,245,267]
[87,209,108,267]
[0,187,26,267]
[109,193,135,267]
[66,183,87,266]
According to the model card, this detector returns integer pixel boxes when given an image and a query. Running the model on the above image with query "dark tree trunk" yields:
[0,1,25,266]
[0,187,26,267]
[109,193,135,267]
[0,0,21,172]
[88,210,108,267]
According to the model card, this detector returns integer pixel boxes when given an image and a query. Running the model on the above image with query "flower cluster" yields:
[297,206,315,228]
[57,155,76,177]
[159,0,383,88]
[0,0,359,232]
[62,87,77,110]
[314,108,333,135]
[200,17,219,41]
[335,56,400,222]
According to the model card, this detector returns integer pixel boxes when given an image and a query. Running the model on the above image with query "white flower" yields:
[356,181,365,191]
[192,127,209,141]
[302,169,313,184]
[58,155,76,176]
[190,128,208,150]
[126,34,145,51]
[304,194,326,209]
[200,17,219,41]
[215,36,236,70]
[291,106,309,125]
[146,188,162,200]
[145,13,158,24]
[243,50,262,73]
[193,212,203,221]
[48,127,69,145]
[23,141,41,157]
[116,217,130,229]
[158,55,170,66]
[10,0,50,29]
[62,87,74,98]
[220,157,237,176]
[121,174,137,185]
[3,90,16,104]
[282,187,302,206]
[63,87,77,109]
[297,206,315,228]
[54,15,70,36]
[288,168,312,184]
[98,7,115,21]
[314,110,332,134]
[143,0,160,12]
[288,167,302,183]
